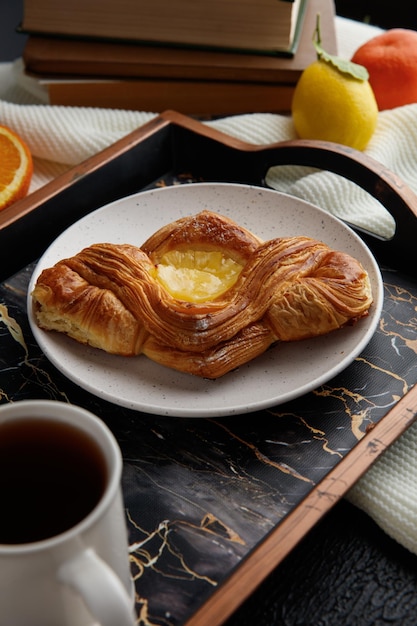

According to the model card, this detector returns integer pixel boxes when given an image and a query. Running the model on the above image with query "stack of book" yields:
[20,0,337,115]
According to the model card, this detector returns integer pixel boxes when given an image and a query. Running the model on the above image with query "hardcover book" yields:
[21,0,307,56]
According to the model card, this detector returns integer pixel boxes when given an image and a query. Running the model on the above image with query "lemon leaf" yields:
[317,45,369,81]
[313,15,369,81]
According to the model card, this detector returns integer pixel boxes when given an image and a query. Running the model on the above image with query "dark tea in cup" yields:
[0,417,107,544]
[0,400,135,626]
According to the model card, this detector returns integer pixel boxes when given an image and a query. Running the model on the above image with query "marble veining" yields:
[2,255,417,625]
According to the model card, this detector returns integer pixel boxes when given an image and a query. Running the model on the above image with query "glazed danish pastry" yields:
[32,210,373,378]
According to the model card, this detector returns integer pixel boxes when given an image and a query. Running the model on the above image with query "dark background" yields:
[1,1,27,61]
[335,0,417,30]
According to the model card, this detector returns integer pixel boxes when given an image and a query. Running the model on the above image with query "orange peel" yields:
[0,125,33,210]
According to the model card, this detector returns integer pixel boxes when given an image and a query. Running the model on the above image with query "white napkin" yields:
[2,17,417,556]
[3,96,417,239]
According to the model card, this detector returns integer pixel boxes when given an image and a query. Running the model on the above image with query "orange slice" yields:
[0,125,33,210]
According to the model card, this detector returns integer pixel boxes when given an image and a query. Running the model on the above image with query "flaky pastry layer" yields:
[32,210,373,378]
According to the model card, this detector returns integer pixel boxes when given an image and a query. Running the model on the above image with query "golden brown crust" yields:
[142,209,261,265]
[31,211,373,378]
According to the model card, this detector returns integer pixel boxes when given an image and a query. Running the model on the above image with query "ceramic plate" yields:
[28,183,383,417]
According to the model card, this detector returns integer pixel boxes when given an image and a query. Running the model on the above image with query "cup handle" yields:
[57,547,135,626]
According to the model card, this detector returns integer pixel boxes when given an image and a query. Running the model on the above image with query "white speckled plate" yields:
[27,183,383,417]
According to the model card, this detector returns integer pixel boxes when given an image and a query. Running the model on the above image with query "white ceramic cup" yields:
[0,400,136,626]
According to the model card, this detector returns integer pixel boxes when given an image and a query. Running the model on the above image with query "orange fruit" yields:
[351,29,417,111]
[0,125,33,211]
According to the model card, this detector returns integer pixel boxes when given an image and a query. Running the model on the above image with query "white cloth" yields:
[347,421,417,556]
[2,17,417,555]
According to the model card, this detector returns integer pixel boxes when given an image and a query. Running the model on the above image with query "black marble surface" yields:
[2,246,417,624]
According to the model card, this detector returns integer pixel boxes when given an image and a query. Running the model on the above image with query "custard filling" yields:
[155,249,243,302]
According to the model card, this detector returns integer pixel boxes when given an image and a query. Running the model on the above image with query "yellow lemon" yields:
[291,21,378,151]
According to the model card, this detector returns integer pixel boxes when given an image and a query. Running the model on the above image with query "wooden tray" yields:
[2,111,417,626]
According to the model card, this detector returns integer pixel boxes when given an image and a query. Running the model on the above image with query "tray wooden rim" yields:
[4,109,417,276]
[3,109,417,233]
[4,110,417,626]
[186,386,417,625]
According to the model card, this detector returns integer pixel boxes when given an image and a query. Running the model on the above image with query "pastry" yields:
[31,210,373,378]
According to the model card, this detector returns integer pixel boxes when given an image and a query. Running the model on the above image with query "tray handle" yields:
[255,139,417,273]
[170,114,417,274]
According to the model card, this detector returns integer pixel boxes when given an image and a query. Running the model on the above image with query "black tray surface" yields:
[1,211,417,626]
[2,113,417,625]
